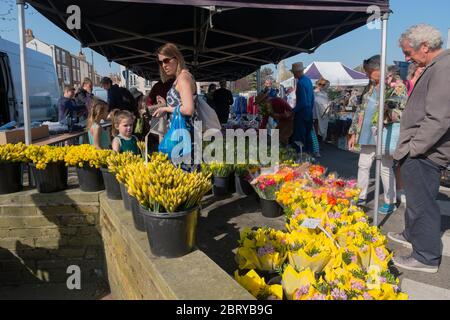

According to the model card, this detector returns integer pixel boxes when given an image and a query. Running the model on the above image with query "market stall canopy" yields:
[28,0,390,81]
[280,61,369,88]
[306,61,369,86]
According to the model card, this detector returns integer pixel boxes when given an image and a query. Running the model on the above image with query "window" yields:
[57,64,62,79]
[61,51,66,64]
[145,79,151,87]
[55,48,60,62]
[62,66,70,84]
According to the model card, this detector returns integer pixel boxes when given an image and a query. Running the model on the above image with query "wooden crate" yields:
[0,125,50,145]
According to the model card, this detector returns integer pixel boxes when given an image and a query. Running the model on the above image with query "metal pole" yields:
[17,0,31,145]
[374,14,389,226]
[91,49,95,84]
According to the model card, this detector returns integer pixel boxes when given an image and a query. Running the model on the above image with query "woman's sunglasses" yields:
[157,57,175,66]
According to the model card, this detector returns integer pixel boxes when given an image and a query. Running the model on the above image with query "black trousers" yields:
[401,157,443,266]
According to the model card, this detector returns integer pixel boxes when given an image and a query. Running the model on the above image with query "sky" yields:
[0,0,449,78]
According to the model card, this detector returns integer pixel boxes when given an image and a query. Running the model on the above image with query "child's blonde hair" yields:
[110,109,135,137]
[87,99,108,129]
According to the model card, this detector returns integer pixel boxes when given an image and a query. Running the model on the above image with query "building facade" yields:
[25,29,101,91]
[119,66,153,95]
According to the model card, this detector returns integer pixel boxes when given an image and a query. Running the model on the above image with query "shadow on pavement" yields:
[197,195,260,275]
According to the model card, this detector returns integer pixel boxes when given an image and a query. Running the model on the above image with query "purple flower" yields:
[361,245,369,253]
[294,285,310,299]
[375,247,387,261]
[363,292,373,300]
[351,255,358,264]
[379,277,387,284]
[310,293,327,300]
[393,285,400,293]
[351,280,365,291]
[257,245,275,257]
[331,288,348,300]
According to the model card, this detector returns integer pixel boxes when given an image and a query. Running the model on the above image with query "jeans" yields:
[292,112,313,153]
[401,157,443,266]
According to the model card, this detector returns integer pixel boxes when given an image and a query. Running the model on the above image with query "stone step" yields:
[0,188,101,206]
[401,278,450,300]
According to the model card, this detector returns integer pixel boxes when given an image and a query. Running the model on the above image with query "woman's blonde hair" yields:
[156,43,186,83]
[110,109,135,137]
[87,99,108,129]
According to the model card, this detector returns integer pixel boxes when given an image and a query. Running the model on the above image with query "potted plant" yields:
[24,145,69,193]
[105,152,142,200]
[251,166,302,218]
[207,161,234,196]
[121,152,169,228]
[234,164,258,196]
[127,158,211,258]
[0,143,27,194]
[65,145,112,192]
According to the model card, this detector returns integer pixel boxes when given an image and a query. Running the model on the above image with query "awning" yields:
[305,61,369,86]
[28,0,390,81]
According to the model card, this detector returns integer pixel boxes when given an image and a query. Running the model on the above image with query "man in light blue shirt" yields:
[291,62,315,153]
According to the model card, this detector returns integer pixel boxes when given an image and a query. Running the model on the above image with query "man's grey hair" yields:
[363,55,381,71]
[399,24,443,51]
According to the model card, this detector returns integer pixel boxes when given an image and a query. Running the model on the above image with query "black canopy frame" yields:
[28,0,390,81]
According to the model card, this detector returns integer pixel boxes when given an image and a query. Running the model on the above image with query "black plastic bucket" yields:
[260,198,283,218]
[228,172,236,193]
[131,197,146,231]
[142,206,199,258]
[76,165,105,192]
[31,162,68,193]
[0,162,23,195]
[100,168,122,200]
[213,176,229,196]
[120,183,132,211]
[235,174,254,196]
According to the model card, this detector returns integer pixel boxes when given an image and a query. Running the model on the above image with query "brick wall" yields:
[0,189,105,286]
[0,189,253,299]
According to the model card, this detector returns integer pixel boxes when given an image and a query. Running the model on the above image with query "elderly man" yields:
[388,24,450,273]
[290,62,314,154]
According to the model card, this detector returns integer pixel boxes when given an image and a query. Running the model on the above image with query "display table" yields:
[33,123,112,146]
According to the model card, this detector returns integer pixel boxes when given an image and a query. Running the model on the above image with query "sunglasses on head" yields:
[157,57,175,66]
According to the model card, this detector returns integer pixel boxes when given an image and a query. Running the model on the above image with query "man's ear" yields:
[422,43,430,53]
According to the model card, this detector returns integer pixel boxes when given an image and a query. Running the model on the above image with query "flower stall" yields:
[234,163,408,300]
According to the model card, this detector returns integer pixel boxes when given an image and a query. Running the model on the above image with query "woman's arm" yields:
[176,72,195,116]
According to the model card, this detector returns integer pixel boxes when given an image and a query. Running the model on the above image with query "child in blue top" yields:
[87,99,111,149]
